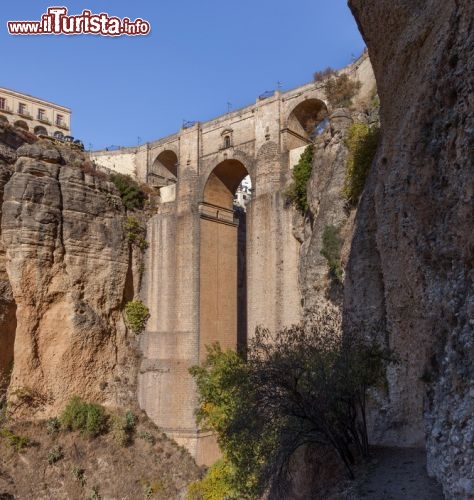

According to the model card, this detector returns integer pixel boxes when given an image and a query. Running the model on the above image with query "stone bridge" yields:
[91,54,373,464]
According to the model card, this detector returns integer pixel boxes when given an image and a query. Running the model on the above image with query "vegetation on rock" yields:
[343,123,380,205]
[321,224,344,283]
[313,66,337,82]
[125,215,148,251]
[190,324,392,497]
[111,173,146,210]
[187,458,240,500]
[111,410,137,446]
[124,300,150,335]
[285,145,314,215]
[324,73,361,108]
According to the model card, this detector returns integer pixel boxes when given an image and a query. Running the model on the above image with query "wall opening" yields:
[199,160,251,361]
[148,150,178,188]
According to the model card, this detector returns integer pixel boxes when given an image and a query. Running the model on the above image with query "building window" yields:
[224,135,231,148]
[54,131,64,139]
[0,98,6,110]
[38,109,46,121]
[18,103,27,115]
[56,114,64,126]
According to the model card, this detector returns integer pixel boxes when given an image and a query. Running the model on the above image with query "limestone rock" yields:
[346,1,473,496]
[0,128,141,417]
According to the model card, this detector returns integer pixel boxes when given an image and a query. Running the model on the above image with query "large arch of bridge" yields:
[199,158,251,361]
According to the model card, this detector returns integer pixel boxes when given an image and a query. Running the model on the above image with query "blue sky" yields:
[1,1,364,150]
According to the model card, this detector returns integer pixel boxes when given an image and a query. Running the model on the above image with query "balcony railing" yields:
[0,104,12,114]
[18,109,32,119]
[55,121,69,130]
[37,116,51,124]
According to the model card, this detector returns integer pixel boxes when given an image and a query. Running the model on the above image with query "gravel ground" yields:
[352,447,444,500]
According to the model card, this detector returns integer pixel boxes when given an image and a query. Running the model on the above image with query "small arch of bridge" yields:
[148,148,179,187]
[285,97,329,149]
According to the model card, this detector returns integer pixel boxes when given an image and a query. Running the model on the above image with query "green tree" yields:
[190,324,392,497]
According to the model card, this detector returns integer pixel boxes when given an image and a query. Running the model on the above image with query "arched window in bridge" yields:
[221,128,233,149]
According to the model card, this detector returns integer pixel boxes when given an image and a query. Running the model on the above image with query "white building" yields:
[0,87,71,138]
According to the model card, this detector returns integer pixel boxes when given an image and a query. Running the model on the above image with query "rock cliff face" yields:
[297,55,377,326]
[345,1,473,497]
[0,124,141,417]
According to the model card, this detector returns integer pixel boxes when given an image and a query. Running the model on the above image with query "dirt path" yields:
[352,447,444,500]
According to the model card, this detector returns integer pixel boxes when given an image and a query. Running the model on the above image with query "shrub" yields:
[138,431,156,445]
[60,396,108,438]
[124,300,150,335]
[313,67,337,82]
[47,445,64,464]
[0,428,30,452]
[72,465,86,486]
[187,458,240,500]
[90,486,101,500]
[343,123,380,205]
[285,145,313,215]
[320,225,343,283]
[324,73,361,108]
[82,161,108,180]
[125,215,148,251]
[46,417,61,436]
[111,173,146,210]
[140,480,164,499]
[111,410,136,446]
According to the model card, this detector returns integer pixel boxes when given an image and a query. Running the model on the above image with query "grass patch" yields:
[0,428,30,452]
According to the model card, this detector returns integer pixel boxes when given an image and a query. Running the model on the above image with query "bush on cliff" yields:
[285,145,314,215]
[125,215,148,251]
[111,173,146,210]
[124,300,150,335]
[190,325,392,497]
[60,396,108,438]
[324,73,361,108]
[343,123,380,205]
